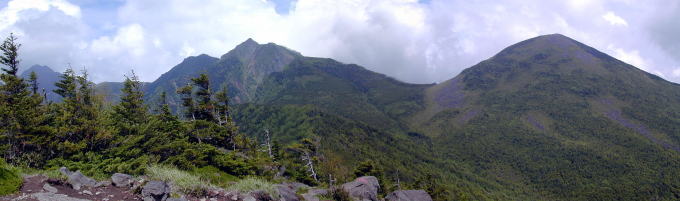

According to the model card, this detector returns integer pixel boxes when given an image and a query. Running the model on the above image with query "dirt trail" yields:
[1,175,140,201]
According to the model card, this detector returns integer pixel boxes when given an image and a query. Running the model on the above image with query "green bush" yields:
[0,159,21,196]
[192,166,239,188]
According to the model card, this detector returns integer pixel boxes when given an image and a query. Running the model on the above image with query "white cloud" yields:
[0,0,80,30]
[1,0,680,84]
[607,45,647,69]
[673,68,680,77]
[602,11,628,26]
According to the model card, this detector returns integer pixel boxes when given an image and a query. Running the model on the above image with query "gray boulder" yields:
[94,180,111,188]
[341,176,380,201]
[385,190,433,201]
[42,183,58,193]
[59,167,72,176]
[142,181,170,201]
[166,198,188,201]
[276,182,308,201]
[250,190,274,201]
[111,173,133,187]
[66,170,97,190]
[301,189,327,201]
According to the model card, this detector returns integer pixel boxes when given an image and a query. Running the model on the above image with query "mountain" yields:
[20,65,62,102]
[252,57,432,131]
[141,35,680,200]
[94,82,150,103]
[409,34,680,200]
[143,39,302,110]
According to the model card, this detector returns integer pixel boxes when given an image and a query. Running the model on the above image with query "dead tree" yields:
[265,129,273,158]
[301,151,318,182]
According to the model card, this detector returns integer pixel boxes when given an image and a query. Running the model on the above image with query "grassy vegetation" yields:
[318,188,352,201]
[191,166,239,188]
[15,166,67,181]
[146,164,216,195]
[227,177,278,198]
[0,159,21,196]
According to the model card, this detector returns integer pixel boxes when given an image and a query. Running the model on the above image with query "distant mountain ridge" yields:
[20,65,62,102]
[23,34,680,200]
[143,39,301,110]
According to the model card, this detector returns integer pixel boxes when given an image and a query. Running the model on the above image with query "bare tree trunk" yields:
[302,152,318,182]
[265,129,273,158]
[231,134,236,151]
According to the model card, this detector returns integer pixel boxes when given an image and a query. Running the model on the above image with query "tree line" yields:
[0,33,321,183]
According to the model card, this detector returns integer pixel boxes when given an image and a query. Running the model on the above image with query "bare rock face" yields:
[385,190,433,201]
[59,167,72,176]
[341,176,380,201]
[250,190,274,201]
[301,188,328,201]
[42,183,58,193]
[142,181,170,201]
[111,173,133,187]
[275,182,308,201]
[63,169,96,191]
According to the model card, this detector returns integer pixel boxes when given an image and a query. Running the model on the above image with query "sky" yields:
[0,0,679,84]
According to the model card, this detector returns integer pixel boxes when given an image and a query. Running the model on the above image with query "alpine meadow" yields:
[1,1,680,201]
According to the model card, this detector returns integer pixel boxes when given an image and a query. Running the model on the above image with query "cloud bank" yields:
[1,0,679,84]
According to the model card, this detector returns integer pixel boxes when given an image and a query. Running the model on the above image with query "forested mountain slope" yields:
[413,34,680,200]
[39,34,680,200]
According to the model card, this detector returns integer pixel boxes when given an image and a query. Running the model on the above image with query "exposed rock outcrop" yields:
[142,181,171,201]
[111,173,134,187]
[341,176,380,201]
[275,182,308,201]
[385,190,433,201]
[301,188,327,201]
[61,167,96,191]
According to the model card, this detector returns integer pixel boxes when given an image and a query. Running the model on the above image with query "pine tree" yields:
[113,71,147,125]
[0,33,46,164]
[214,86,238,150]
[177,84,194,120]
[52,68,100,154]
[54,68,77,102]
[214,86,231,125]
[28,71,38,95]
[77,69,94,107]
[190,74,214,122]
[0,33,20,76]
[156,91,176,122]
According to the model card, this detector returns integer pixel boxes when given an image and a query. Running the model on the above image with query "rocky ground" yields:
[1,167,433,201]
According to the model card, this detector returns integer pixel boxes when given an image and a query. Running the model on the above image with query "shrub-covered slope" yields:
[130,34,680,200]
[414,34,680,200]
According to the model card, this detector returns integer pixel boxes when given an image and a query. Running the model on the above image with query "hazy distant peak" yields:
[243,38,258,45]
[22,64,57,75]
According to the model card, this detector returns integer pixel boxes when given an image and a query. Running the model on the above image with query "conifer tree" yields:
[177,84,195,120]
[0,33,20,76]
[53,68,100,154]
[156,91,176,122]
[214,86,231,125]
[190,74,214,122]
[113,71,147,124]
[28,71,38,95]
[214,86,238,150]
[0,34,21,161]
[54,68,77,102]
[0,33,45,164]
